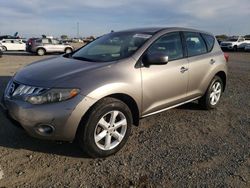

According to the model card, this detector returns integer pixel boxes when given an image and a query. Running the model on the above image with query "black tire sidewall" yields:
[78,98,132,157]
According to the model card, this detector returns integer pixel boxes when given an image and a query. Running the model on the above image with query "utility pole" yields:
[77,22,79,38]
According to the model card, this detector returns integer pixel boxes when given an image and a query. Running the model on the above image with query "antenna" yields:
[77,22,79,38]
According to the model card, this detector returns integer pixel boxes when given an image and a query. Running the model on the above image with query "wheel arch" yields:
[77,93,140,132]
[65,47,73,52]
[36,47,46,53]
[2,46,7,51]
[215,71,227,91]
[107,93,140,126]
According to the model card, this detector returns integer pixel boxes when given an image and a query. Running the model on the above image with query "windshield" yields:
[72,32,152,62]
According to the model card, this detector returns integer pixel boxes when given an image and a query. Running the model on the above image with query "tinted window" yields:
[184,32,207,57]
[202,33,215,52]
[147,32,183,61]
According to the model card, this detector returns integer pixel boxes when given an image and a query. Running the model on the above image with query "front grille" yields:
[5,81,47,98]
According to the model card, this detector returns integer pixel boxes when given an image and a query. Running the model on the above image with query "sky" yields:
[0,0,250,38]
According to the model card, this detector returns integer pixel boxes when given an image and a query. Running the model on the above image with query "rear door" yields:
[51,39,64,52]
[14,40,25,50]
[141,32,189,116]
[183,32,215,98]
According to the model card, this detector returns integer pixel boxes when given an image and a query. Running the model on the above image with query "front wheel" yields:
[77,97,132,158]
[199,76,223,110]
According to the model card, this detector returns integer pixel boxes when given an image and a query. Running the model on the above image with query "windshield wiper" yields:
[72,56,95,62]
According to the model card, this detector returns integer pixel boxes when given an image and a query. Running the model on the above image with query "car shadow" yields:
[2,52,36,56]
[3,52,61,56]
[176,102,204,111]
[0,76,89,158]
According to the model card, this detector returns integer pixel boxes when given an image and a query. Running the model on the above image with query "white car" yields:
[0,39,26,51]
[220,36,250,51]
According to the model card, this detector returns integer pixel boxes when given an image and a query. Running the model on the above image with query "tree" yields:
[61,35,68,40]
[216,35,228,41]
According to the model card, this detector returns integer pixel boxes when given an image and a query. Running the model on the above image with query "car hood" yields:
[14,56,112,87]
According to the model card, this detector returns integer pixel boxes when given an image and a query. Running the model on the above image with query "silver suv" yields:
[2,28,228,157]
[26,37,74,56]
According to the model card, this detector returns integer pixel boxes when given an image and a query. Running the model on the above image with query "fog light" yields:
[36,124,55,135]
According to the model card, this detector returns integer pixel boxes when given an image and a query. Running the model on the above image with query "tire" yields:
[2,46,7,52]
[65,48,73,54]
[37,48,45,56]
[233,45,237,52]
[77,97,132,158]
[198,76,223,110]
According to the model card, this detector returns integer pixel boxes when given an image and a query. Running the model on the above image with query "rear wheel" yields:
[2,46,7,52]
[65,48,73,54]
[199,76,223,110]
[77,97,132,158]
[37,48,45,56]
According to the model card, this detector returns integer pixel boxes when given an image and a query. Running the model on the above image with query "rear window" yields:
[202,33,215,52]
[184,32,207,57]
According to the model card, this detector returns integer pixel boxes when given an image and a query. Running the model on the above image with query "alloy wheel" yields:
[94,110,127,151]
[210,82,222,105]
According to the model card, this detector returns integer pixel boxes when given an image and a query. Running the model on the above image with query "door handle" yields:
[180,67,188,73]
[210,59,216,64]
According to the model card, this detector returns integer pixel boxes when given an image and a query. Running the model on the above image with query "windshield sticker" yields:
[133,34,152,39]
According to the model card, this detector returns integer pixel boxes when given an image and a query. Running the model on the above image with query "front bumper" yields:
[2,94,97,141]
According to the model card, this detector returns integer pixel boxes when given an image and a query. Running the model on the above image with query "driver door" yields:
[141,32,189,116]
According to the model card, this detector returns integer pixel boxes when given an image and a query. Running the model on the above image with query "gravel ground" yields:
[0,51,249,187]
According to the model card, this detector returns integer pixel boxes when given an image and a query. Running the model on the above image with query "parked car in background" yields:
[245,44,250,51]
[26,37,74,56]
[2,27,228,157]
[0,39,26,51]
[0,45,3,57]
[220,36,250,51]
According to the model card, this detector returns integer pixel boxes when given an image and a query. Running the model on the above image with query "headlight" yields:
[25,88,80,105]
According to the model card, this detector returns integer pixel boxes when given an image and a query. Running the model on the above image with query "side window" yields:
[42,39,50,44]
[202,33,215,52]
[184,32,207,57]
[147,32,183,61]
[52,39,59,44]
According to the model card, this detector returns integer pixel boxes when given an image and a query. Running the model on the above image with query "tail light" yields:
[224,53,229,62]
[27,39,33,46]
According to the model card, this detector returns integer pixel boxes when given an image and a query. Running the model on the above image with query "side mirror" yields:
[142,52,169,66]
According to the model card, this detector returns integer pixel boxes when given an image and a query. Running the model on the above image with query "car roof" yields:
[116,27,213,35]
